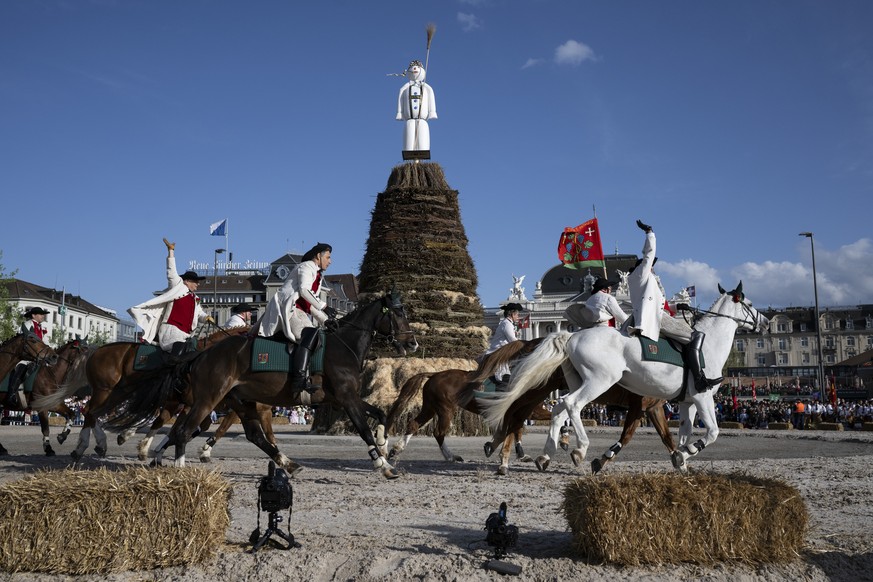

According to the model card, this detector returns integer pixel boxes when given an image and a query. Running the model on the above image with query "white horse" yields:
[479,283,769,473]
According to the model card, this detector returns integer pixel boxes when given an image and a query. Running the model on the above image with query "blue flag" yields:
[209,219,227,236]
[686,285,696,298]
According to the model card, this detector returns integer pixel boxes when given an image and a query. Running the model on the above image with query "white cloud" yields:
[457,12,481,32]
[521,58,544,70]
[554,40,597,66]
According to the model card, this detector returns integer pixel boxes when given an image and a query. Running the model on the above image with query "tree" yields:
[0,250,19,341]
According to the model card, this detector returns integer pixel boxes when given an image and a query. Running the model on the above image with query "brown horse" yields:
[95,289,418,479]
[474,338,676,475]
[385,340,552,475]
[0,337,71,456]
[0,333,57,379]
[34,324,249,460]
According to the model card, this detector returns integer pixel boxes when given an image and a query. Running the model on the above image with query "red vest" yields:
[31,321,45,340]
[295,271,322,314]
[166,293,197,333]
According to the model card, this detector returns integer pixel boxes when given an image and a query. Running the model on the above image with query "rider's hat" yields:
[591,277,619,294]
[501,302,524,315]
[21,306,49,318]
[181,270,207,282]
[231,302,254,314]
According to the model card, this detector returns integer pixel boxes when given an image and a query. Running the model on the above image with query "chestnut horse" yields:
[34,324,249,461]
[473,338,677,475]
[95,290,418,479]
[385,339,551,475]
[0,335,65,455]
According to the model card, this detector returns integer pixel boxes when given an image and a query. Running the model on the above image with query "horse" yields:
[385,340,549,475]
[480,283,768,473]
[0,333,57,379]
[33,324,249,460]
[0,336,68,456]
[95,288,418,479]
[469,338,676,475]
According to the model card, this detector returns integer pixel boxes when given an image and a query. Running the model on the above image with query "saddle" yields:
[251,333,325,374]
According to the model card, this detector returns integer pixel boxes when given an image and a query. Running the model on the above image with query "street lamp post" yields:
[799,232,825,401]
[214,248,226,323]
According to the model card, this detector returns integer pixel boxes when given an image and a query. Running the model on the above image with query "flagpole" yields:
[592,205,608,279]
[225,219,229,268]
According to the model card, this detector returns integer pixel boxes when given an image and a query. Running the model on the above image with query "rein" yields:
[682,301,761,330]
[324,304,412,369]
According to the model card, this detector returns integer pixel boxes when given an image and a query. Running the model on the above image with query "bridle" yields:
[683,295,764,332]
[325,298,417,366]
[0,334,57,366]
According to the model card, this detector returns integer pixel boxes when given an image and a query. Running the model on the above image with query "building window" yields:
[867,316,873,330]
[825,337,835,348]
[846,319,854,330]
[825,319,834,330]
[757,355,766,366]
[868,336,873,347]
[546,324,555,334]
[735,339,745,352]
[756,338,764,349]
[777,353,788,365]
[800,337,809,347]
[847,336,856,347]
[801,352,810,364]
[778,338,787,350]
[799,323,807,332]
[826,354,835,364]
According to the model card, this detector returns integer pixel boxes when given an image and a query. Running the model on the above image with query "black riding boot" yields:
[494,374,511,392]
[6,363,29,408]
[291,327,320,394]
[685,331,724,392]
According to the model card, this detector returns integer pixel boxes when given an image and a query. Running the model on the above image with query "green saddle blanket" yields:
[637,336,705,368]
[251,331,325,374]
[133,344,165,371]
[473,377,501,400]
[0,367,38,393]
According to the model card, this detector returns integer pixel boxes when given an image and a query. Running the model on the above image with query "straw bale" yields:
[768,422,793,430]
[816,422,844,431]
[561,472,807,566]
[0,467,230,574]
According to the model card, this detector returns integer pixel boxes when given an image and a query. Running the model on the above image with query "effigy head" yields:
[406,60,426,82]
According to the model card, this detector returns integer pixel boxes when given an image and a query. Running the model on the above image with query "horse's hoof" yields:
[285,462,304,477]
[570,449,584,467]
[198,454,212,463]
[44,447,56,457]
[137,452,148,462]
[560,440,569,452]
[535,456,550,472]
[70,450,81,461]
[383,467,400,480]
[387,449,398,461]
[117,435,126,446]
[591,458,603,474]
[483,442,494,457]
[496,466,508,476]
[515,442,525,458]
[56,433,68,445]
[671,450,687,472]
[0,447,8,457]
[94,446,107,458]
[149,459,161,468]
[518,454,533,463]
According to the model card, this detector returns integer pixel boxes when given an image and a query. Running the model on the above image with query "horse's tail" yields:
[90,370,175,433]
[479,331,573,432]
[29,345,98,411]
[386,372,435,433]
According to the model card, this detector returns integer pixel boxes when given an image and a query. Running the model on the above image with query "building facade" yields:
[5,278,119,345]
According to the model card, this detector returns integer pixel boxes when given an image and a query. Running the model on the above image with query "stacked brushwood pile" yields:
[312,163,491,435]
[358,162,489,359]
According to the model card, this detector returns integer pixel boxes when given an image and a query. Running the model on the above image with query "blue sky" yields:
[2,0,871,320]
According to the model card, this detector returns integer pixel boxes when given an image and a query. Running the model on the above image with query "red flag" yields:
[751,379,757,401]
[731,383,738,411]
[518,314,530,329]
[558,218,605,269]
[829,374,838,407]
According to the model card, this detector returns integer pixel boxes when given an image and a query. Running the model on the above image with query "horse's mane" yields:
[468,338,544,384]
[198,326,251,349]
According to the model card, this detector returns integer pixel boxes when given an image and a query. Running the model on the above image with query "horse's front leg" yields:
[672,400,704,473]
[565,393,595,469]
[363,403,389,458]
[592,396,645,475]
[345,399,398,479]
[92,421,108,457]
[38,412,55,456]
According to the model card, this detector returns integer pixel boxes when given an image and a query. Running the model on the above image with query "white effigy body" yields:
[396,61,437,154]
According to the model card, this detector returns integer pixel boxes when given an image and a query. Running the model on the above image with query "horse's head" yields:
[715,282,769,333]
[375,285,419,356]
[18,333,58,365]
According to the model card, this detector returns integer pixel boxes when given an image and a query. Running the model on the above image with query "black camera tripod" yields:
[249,509,300,552]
